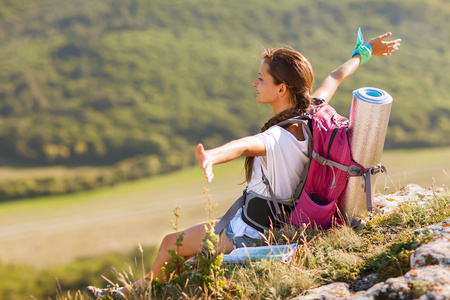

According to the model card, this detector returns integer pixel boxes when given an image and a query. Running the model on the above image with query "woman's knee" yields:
[158,222,216,255]
[159,232,179,251]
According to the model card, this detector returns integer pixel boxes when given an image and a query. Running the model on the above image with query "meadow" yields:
[0,146,449,299]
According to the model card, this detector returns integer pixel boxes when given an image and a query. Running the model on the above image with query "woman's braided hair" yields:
[244,48,314,183]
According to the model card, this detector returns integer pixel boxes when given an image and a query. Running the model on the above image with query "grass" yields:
[225,193,449,299]
[53,190,450,300]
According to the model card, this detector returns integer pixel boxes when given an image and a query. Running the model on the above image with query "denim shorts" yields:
[224,223,255,248]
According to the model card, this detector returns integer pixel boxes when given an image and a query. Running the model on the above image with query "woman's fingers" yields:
[195,144,205,165]
[386,39,401,55]
[379,32,392,41]
[369,33,401,56]
[196,143,214,182]
[204,159,214,183]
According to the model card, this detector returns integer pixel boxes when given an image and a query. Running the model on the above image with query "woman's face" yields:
[252,60,282,105]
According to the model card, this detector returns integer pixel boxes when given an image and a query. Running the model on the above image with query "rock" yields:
[411,238,450,268]
[290,282,353,300]
[291,186,450,300]
[364,266,450,299]
[293,266,450,300]
[418,284,450,300]
[406,266,450,288]
[426,218,450,236]
[373,184,444,215]
[365,276,410,299]
[352,274,379,292]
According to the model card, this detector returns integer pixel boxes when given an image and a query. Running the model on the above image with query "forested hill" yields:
[1,0,449,173]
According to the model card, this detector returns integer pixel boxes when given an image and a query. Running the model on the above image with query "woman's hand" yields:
[196,143,214,183]
[368,32,401,56]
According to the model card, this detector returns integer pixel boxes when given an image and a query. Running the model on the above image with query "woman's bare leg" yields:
[124,220,234,293]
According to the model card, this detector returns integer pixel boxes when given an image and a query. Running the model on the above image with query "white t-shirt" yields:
[229,125,310,239]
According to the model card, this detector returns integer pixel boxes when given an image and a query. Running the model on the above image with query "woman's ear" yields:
[278,83,287,97]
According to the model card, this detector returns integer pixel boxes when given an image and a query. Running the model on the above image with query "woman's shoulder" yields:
[266,123,305,142]
[258,124,308,150]
[285,123,305,141]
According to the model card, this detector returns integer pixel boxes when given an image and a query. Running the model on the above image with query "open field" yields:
[374,147,450,192]
[0,160,246,270]
[0,147,449,270]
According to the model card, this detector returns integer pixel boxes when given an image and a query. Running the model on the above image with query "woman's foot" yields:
[85,286,125,299]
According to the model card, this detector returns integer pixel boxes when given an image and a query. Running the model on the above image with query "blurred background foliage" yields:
[0,0,449,201]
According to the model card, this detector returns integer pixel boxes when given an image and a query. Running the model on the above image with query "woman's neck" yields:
[271,101,293,115]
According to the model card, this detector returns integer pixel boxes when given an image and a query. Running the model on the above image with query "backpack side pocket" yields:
[289,190,337,229]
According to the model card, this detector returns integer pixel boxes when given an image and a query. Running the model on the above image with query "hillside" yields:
[1,0,450,173]
[1,183,448,300]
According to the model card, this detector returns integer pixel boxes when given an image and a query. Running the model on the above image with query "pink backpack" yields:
[214,99,382,235]
[284,101,364,228]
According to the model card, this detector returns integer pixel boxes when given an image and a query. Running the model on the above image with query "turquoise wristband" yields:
[351,27,372,64]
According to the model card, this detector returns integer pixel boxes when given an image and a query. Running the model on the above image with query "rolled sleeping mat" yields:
[343,87,393,225]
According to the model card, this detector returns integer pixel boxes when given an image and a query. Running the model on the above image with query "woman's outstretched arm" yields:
[312,31,401,103]
[196,136,266,182]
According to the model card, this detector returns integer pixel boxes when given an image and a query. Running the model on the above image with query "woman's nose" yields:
[252,79,258,88]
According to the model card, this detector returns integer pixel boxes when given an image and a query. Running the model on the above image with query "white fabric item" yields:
[229,125,309,239]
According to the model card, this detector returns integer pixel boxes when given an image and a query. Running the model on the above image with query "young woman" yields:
[87,30,400,299]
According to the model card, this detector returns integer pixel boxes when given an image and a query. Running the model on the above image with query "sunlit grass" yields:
[54,192,450,300]
[223,193,450,299]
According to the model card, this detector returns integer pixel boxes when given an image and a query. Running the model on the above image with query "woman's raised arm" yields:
[312,30,401,103]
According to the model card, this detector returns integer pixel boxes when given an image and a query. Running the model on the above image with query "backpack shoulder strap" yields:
[312,97,326,106]
[272,115,314,202]
[275,114,310,128]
